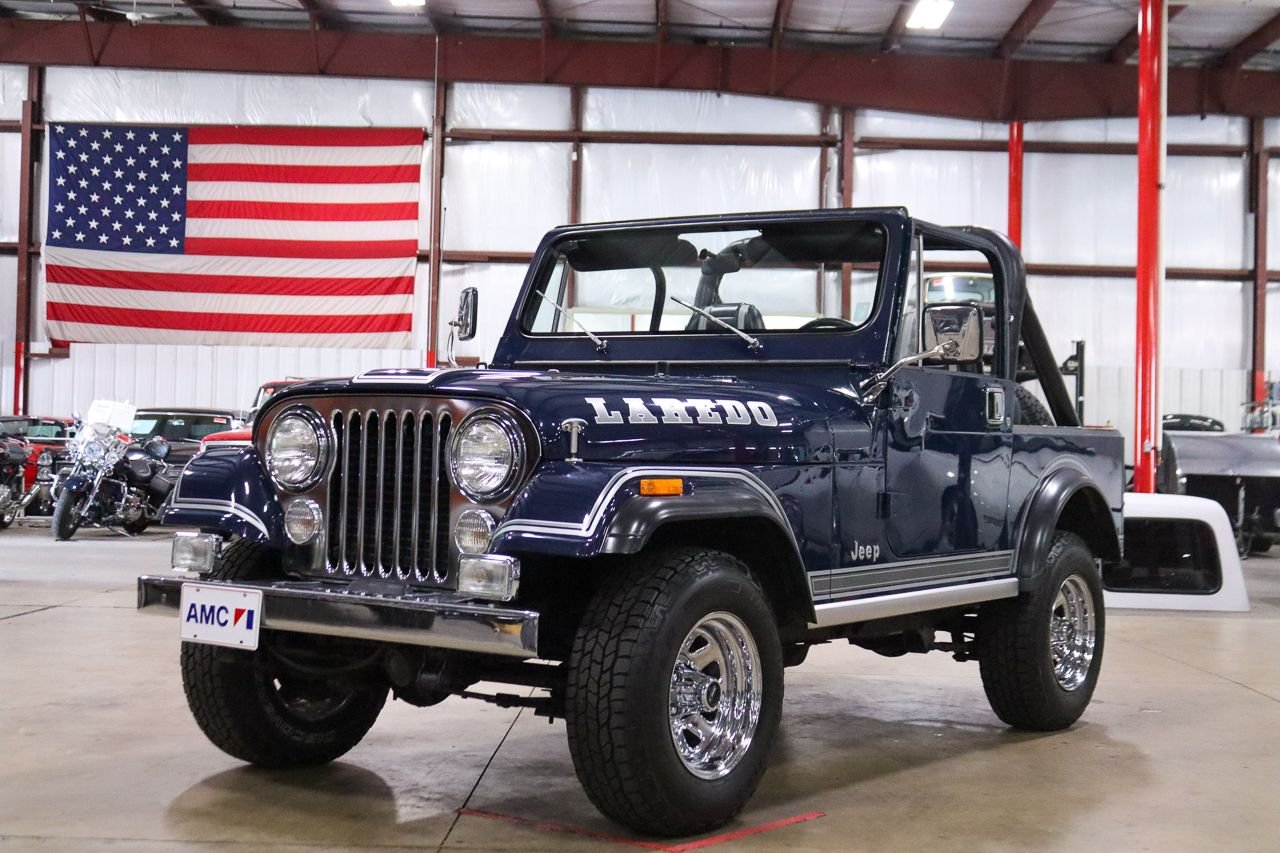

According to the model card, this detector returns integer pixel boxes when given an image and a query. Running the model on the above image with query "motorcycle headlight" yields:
[449,410,524,502]
[82,440,106,464]
[265,407,329,492]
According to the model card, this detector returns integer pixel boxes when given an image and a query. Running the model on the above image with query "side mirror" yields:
[922,303,982,363]
[453,287,478,342]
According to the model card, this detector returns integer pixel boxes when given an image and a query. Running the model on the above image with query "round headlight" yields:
[38,451,53,467]
[454,508,496,553]
[82,440,106,463]
[449,411,523,502]
[266,407,329,491]
[284,498,323,544]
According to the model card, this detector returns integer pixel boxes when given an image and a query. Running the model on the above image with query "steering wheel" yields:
[799,317,857,331]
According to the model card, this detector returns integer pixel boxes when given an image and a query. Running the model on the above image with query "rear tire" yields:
[978,531,1104,731]
[180,539,387,768]
[565,547,783,837]
[1248,537,1272,555]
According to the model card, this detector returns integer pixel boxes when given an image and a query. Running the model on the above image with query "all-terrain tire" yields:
[565,547,783,837]
[1248,537,1272,555]
[1015,384,1055,426]
[180,539,387,768]
[51,489,85,540]
[977,531,1104,731]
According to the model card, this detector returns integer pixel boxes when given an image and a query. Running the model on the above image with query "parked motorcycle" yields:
[50,418,175,541]
[0,435,38,529]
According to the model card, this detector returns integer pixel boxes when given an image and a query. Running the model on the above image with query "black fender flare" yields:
[1013,462,1120,590]
[600,484,814,623]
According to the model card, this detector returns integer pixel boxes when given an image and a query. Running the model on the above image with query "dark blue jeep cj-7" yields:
[140,207,1124,837]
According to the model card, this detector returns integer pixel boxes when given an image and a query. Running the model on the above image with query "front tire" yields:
[51,489,86,540]
[565,547,783,837]
[978,531,1104,731]
[180,539,387,768]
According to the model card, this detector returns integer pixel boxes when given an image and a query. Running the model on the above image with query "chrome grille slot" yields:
[326,405,452,585]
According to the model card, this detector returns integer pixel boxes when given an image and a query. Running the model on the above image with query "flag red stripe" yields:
[186,200,419,221]
[187,126,423,147]
[188,163,419,184]
[48,302,412,334]
[184,237,419,259]
[44,265,414,296]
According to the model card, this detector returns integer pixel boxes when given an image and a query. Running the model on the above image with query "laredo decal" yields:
[586,397,778,427]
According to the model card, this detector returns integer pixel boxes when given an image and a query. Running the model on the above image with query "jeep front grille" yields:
[326,407,452,584]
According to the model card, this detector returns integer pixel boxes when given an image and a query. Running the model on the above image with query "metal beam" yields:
[995,0,1058,60]
[881,2,910,53]
[75,1,128,23]
[1219,11,1280,69]
[770,0,794,49]
[535,0,554,39]
[12,22,1280,120]
[180,0,233,27]
[297,0,346,32]
[1109,4,1184,64]
[1250,119,1269,404]
[14,66,41,415]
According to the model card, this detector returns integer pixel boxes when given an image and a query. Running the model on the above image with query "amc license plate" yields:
[179,583,263,651]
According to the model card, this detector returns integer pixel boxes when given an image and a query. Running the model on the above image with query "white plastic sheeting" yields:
[44,67,435,127]
[581,144,819,222]
[583,89,822,135]
[1027,115,1248,145]
[0,65,24,121]
[0,133,18,242]
[853,149,1007,228]
[436,262,527,363]
[25,343,427,415]
[442,142,571,251]
[857,110,1007,142]
[1,257,14,414]
[448,83,571,130]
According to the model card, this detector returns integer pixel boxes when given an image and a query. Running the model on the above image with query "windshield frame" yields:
[495,208,914,369]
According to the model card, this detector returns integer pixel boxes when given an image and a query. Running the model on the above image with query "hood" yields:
[275,366,874,465]
[1165,431,1280,478]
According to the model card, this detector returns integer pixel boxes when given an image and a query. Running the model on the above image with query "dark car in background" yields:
[128,409,245,470]
[1164,413,1226,433]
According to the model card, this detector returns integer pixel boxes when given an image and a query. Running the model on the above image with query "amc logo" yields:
[184,602,256,631]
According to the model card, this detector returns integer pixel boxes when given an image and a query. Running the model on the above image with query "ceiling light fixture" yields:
[904,0,955,31]
[389,0,427,7]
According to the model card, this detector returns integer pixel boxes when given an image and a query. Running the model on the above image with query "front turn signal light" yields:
[639,478,684,497]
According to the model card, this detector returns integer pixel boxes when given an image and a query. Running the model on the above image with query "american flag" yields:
[43,124,423,348]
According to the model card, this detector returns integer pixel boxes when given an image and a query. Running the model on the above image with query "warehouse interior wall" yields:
[0,63,1276,431]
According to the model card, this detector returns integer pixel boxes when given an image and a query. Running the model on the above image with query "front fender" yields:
[162,445,283,546]
[1013,462,1120,589]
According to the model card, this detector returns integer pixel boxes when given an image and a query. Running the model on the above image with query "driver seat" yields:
[687,302,765,332]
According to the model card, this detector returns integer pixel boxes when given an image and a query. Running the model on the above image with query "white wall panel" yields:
[442,141,571,251]
[25,343,426,415]
[853,149,1006,228]
[1166,157,1248,269]
[1027,115,1246,145]
[44,67,434,127]
[0,133,18,242]
[1268,283,1279,375]
[0,65,24,121]
[856,110,1006,142]
[1269,161,1280,277]
[581,144,819,222]
[585,89,821,135]
[448,83,571,131]
[1024,154,1137,265]
[0,257,14,415]
[437,262,526,363]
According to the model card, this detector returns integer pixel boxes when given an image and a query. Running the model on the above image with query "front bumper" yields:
[137,575,539,658]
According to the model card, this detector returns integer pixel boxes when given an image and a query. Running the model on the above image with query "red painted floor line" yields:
[457,807,826,851]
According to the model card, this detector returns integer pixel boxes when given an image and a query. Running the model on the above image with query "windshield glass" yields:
[131,413,234,442]
[521,220,886,338]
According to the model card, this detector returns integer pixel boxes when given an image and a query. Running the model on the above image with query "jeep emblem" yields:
[585,397,778,428]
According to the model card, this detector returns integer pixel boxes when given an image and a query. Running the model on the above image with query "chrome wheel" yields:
[1049,573,1096,691]
[668,611,763,780]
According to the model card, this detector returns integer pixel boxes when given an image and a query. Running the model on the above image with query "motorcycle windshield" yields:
[84,400,137,432]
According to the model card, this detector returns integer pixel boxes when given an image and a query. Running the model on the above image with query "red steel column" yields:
[1133,0,1166,493]
[1007,121,1024,246]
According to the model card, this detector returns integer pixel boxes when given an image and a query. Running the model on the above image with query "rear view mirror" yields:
[922,303,982,362]
[453,287,478,342]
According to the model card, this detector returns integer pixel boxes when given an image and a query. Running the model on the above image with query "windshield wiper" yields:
[535,291,608,353]
[670,296,763,352]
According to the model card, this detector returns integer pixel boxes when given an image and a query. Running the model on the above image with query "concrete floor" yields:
[3,523,1280,852]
